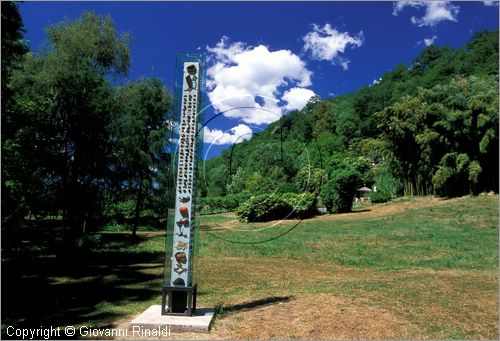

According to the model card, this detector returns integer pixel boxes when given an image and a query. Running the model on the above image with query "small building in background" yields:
[355,186,372,204]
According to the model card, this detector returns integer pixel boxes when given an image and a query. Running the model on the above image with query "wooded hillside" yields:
[202,30,499,208]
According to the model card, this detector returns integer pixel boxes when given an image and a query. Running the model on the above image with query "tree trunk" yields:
[132,182,143,238]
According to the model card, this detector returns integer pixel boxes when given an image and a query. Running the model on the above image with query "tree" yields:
[281,109,314,143]
[205,164,229,197]
[432,152,472,197]
[412,45,451,73]
[376,75,499,197]
[321,167,361,214]
[332,94,360,147]
[309,131,344,168]
[112,78,172,237]
[311,100,335,137]
[460,30,499,76]
[294,165,327,196]
[226,167,246,195]
[1,2,28,86]
[321,154,367,213]
[375,93,429,195]
[1,1,30,220]
[370,163,402,202]
[8,12,130,235]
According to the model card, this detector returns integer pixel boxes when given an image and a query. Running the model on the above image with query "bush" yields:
[432,152,477,197]
[321,168,361,213]
[199,192,251,214]
[369,190,392,203]
[294,166,328,195]
[371,163,402,201]
[275,182,300,194]
[235,192,316,222]
[360,163,402,204]
[76,233,102,250]
[104,199,135,222]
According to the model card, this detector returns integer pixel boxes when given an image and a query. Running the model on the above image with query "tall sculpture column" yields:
[162,54,204,315]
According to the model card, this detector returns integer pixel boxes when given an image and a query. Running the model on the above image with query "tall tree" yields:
[112,78,172,237]
[8,12,130,235]
[1,1,27,86]
[1,1,29,220]
[376,75,499,197]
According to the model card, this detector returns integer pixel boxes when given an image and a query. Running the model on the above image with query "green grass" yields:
[198,195,498,270]
[1,195,498,339]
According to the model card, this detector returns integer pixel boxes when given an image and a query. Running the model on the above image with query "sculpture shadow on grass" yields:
[215,296,293,316]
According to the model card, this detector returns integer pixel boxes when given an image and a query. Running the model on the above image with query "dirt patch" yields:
[200,196,460,231]
[316,196,453,222]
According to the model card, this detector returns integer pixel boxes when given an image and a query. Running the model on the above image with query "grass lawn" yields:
[2,195,498,339]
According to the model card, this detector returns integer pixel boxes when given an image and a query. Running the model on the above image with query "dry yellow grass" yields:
[116,257,498,340]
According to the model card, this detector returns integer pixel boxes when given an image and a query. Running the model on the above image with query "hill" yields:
[202,30,499,206]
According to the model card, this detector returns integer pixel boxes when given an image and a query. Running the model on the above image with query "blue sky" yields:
[19,1,499,158]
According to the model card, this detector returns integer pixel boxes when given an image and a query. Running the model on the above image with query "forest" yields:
[2,2,499,232]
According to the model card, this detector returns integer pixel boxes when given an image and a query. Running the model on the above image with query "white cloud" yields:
[302,23,363,69]
[392,1,421,15]
[206,37,313,125]
[340,59,350,71]
[423,35,438,46]
[282,87,316,111]
[203,124,253,145]
[393,1,459,27]
[483,1,498,6]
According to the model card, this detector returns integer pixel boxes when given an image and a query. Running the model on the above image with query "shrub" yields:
[369,190,392,203]
[370,163,402,202]
[275,182,300,194]
[76,233,102,250]
[199,192,251,214]
[432,152,479,197]
[321,167,361,213]
[235,192,316,222]
[104,200,135,222]
[294,166,328,195]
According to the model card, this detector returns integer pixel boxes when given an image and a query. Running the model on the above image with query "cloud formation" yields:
[302,23,363,69]
[282,87,316,111]
[483,1,498,6]
[206,37,314,125]
[424,35,438,46]
[203,124,253,145]
[393,1,459,27]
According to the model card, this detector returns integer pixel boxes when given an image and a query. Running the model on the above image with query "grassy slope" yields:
[198,195,498,270]
[192,195,499,339]
[2,195,498,339]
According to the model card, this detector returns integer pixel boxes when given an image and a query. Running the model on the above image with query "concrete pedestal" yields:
[129,305,214,333]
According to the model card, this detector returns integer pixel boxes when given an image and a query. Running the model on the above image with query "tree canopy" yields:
[2,10,173,237]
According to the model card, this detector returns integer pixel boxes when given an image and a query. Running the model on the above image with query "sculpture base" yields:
[161,284,197,316]
[129,305,214,333]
